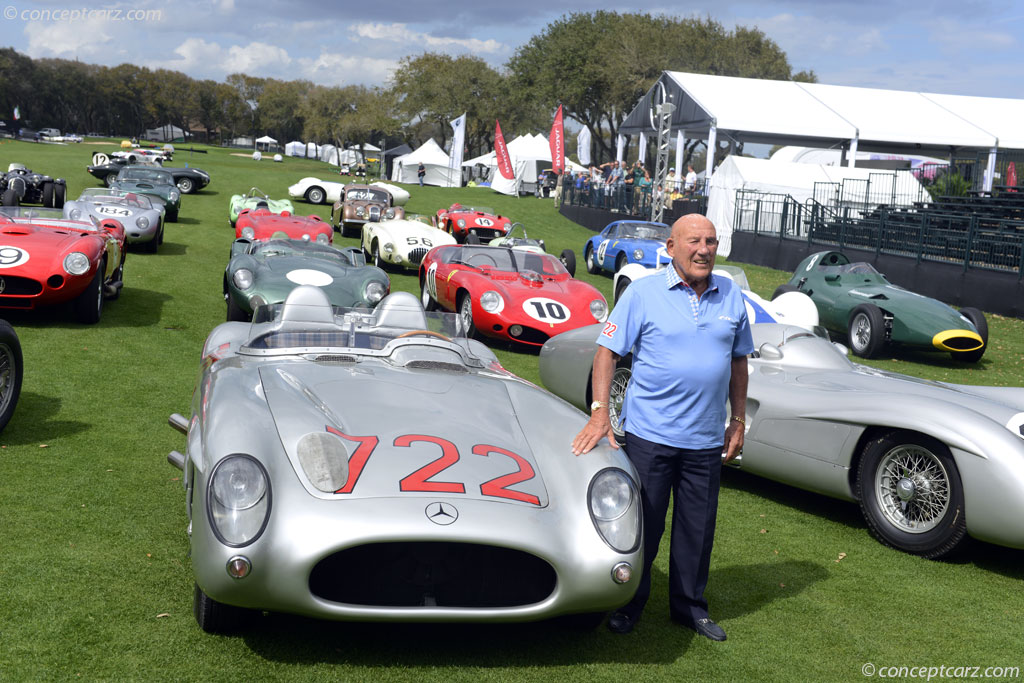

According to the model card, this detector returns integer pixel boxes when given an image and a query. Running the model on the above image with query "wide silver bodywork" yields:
[171,287,641,623]
[540,321,1024,550]
[64,189,163,245]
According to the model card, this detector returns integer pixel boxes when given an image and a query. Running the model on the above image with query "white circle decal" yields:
[0,246,30,269]
[474,217,494,227]
[522,297,570,324]
[286,269,333,286]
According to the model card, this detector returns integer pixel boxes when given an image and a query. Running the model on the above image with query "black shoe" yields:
[606,611,637,634]
[692,617,727,641]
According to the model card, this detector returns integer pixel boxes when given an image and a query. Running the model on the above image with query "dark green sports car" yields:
[779,251,987,361]
[224,238,390,322]
[110,167,181,221]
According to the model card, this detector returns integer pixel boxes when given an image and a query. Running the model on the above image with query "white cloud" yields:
[354,22,505,53]
[23,16,116,59]
[296,52,399,86]
[156,37,293,75]
[925,18,1015,53]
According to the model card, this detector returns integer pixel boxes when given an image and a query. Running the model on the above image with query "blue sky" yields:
[1,0,1021,98]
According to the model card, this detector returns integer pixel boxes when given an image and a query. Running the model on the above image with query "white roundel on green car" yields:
[286,269,334,286]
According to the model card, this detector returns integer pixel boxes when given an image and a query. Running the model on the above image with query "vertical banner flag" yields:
[638,131,647,164]
[616,134,625,162]
[449,113,467,187]
[494,120,514,180]
[13,106,20,121]
[577,127,592,166]
[549,105,564,173]
[1008,162,1018,193]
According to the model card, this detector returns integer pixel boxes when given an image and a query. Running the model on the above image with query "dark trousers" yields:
[621,432,723,625]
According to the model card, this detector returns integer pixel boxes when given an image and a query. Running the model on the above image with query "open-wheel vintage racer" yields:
[64,188,164,252]
[1,164,67,208]
[540,313,1024,559]
[228,188,294,227]
[223,238,388,322]
[435,204,513,244]
[361,215,455,270]
[0,207,125,323]
[235,208,333,244]
[419,244,608,348]
[779,251,987,361]
[166,286,642,633]
[331,183,405,237]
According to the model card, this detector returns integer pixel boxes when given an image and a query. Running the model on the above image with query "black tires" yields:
[772,283,799,300]
[193,583,253,634]
[614,276,632,305]
[614,253,627,273]
[559,249,576,277]
[226,294,250,322]
[41,181,54,208]
[74,266,104,324]
[606,354,633,444]
[1,189,18,206]
[953,307,988,363]
[53,182,66,209]
[420,277,437,312]
[847,304,886,358]
[855,431,968,558]
[167,208,179,223]
[306,186,325,204]
[105,172,119,187]
[371,240,385,269]
[176,176,194,194]
[457,291,476,338]
[585,244,600,274]
[0,319,23,432]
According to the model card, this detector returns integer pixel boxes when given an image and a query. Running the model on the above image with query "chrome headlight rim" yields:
[633,248,644,261]
[69,208,82,220]
[383,242,395,254]
[588,467,641,554]
[480,290,504,313]
[232,268,254,290]
[206,454,272,548]
[364,280,387,304]
[241,226,255,239]
[135,215,150,229]
[456,219,466,228]
[590,298,608,322]
[315,232,330,244]
[168,190,180,202]
[63,252,90,276]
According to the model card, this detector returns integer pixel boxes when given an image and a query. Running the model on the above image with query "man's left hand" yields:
[723,421,744,463]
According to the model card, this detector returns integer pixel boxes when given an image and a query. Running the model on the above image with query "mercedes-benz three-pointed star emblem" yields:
[425,502,458,525]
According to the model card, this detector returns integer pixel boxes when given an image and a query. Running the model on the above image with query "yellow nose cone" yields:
[932,329,984,352]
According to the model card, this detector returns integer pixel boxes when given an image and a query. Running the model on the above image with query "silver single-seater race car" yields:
[540,319,1024,559]
[167,287,642,632]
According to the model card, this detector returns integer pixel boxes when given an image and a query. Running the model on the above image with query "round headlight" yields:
[63,252,90,275]
[591,470,631,521]
[480,290,503,313]
[302,233,311,241]
[385,208,395,218]
[589,468,641,553]
[233,269,254,290]
[208,455,270,547]
[69,208,82,220]
[633,249,644,261]
[169,190,180,201]
[241,226,255,239]
[364,280,386,304]
[590,298,608,322]
[356,207,365,217]
[135,215,150,229]
[456,219,466,228]
[316,232,329,244]
[383,242,394,254]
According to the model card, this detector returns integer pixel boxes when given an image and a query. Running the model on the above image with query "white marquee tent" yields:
[391,139,458,186]
[468,134,587,195]
[706,156,930,257]
[284,140,305,157]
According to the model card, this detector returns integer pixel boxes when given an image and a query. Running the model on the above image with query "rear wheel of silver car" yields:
[607,355,632,443]
[176,177,194,194]
[952,307,987,363]
[458,292,476,337]
[74,265,104,325]
[306,187,325,204]
[856,431,967,559]
[847,304,885,358]
[193,583,253,634]
[420,277,437,312]
[585,244,600,274]
[0,319,24,433]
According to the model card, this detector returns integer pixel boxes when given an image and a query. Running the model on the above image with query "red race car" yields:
[435,203,513,243]
[0,207,125,323]
[235,208,332,244]
[419,244,608,347]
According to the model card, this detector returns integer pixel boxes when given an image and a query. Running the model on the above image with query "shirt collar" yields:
[664,264,719,294]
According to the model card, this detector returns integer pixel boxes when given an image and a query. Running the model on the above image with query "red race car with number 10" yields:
[419,244,608,347]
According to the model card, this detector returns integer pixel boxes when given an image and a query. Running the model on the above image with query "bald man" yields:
[572,214,753,641]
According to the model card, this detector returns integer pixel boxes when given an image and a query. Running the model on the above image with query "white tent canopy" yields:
[706,156,930,257]
[284,140,305,157]
[470,134,587,194]
[390,139,458,186]
[255,135,278,144]
[771,146,948,169]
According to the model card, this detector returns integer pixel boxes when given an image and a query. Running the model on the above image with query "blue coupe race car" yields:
[583,220,671,275]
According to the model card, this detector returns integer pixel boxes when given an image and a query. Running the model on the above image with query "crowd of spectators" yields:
[552,159,702,215]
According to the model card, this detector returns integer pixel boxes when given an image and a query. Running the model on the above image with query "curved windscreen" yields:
[620,222,670,240]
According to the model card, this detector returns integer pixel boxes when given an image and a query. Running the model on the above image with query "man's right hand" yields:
[572,411,619,455]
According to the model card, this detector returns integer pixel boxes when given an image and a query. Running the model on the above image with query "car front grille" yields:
[408,247,428,265]
[475,229,505,243]
[0,277,42,295]
[309,541,556,607]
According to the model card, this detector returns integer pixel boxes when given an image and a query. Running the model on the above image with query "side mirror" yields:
[758,342,783,361]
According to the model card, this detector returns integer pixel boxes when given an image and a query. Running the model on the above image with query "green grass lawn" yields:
[0,138,1022,680]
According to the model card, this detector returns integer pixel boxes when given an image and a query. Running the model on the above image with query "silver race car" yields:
[167,287,642,632]
[540,320,1024,559]
[64,188,164,251]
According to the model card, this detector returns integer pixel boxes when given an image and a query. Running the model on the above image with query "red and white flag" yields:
[494,119,514,180]
[549,105,564,173]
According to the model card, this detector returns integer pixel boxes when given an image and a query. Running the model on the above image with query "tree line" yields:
[0,11,815,165]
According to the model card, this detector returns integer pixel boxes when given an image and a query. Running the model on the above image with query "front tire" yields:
[559,249,576,277]
[74,266,104,324]
[105,172,119,187]
[0,319,24,432]
[608,355,632,443]
[614,252,627,273]
[306,186,325,204]
[193,583,252,634]
[1,189,18,206]
[855,431,968,558]
[772,283,799,300]
[952,307,987,362]
[176,176,195,194]
[457,291,476,338]
[847,304,886,358]
[585,244,600,274]
[614,276,632,305]
[371,239,385,269]
[41,181,54,208]
[420,277,437,312]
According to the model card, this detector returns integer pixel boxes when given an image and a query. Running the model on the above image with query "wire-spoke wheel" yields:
[847,304,885,358]
[856,431,967,558]
[0,319,23,432]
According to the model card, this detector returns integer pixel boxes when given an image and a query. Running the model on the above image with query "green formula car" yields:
[228,187,295,227]
[778,251,987,361]
[223,238,389,322]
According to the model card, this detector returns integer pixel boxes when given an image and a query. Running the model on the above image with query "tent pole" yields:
[983,145,997,193]
[675,130,685,184]
[848,135,859,168]
[704,125,718,196]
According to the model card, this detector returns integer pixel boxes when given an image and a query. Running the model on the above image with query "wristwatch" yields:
[590,401,609,412]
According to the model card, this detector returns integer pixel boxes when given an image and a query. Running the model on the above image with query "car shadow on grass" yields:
[234,560,824,665]
[0,391,88,445]
[0,287,172,329]
[172,216,202,225]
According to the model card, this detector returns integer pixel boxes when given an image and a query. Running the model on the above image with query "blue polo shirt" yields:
[597,267,754,449]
